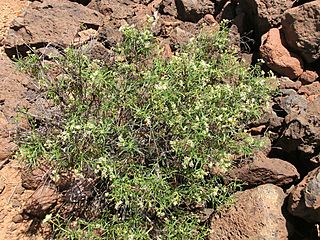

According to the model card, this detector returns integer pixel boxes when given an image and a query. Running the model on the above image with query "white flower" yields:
[115,200,123,210]
[154,82,168,90]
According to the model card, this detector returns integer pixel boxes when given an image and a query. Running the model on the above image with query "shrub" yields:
[16,23,274,239]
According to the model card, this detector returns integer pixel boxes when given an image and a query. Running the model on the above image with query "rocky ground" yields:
[0,1,46,239]
[0,0,319,239]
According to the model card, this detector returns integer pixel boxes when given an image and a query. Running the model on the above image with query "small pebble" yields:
[12,214,24,223]
[15,185,25,195]
[11,199,21,208]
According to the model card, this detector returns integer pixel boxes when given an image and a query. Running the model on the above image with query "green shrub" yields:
[17,23,274,239]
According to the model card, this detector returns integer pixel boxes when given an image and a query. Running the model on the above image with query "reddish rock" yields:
[74,29,98,46]
[260,28,304,79]
[21,167,49,190]
[162,43,173,59]
[279,77,302,90]
[4,0,104,55]
[282,1,320,63]
[170,26,194,46]
[97,21,123,48]
[298,81,320,96]
[239,0,293,34]
[24,186,59,218]
[0,114,11,139]
[0,54,31,120]
[89,0,161,28]
[159,0,215,22]
[83,40,115,63]
[0,138,16,162]
[198,14,218,26]
[288,167,320,223]
[159,0,178,18]
[227,152,299,187]
[209,184,288,240]
[163,19,198,47]
[0,52,38,171]
[12,214,24,223]
[300,70,319,84]
[228,24,241,52]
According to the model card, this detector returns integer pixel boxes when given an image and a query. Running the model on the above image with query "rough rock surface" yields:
[282,1,320,63]
[152,14,199,47]
[177,0,215,22]
[0,138,16,163]
[4,0,104,55]
[159,0,215,22]
[159,0,179,17]
[170,26,195,46]
[288,167,320,223]
[227,152,299,187]
[21,167,49,190]
[255,104,283,131]
[24,186,59,218]
[0,160,43,240]
[0,54,31,121]
[82,40,115,63]
[0,1,49,238]
[276,93,320,156]
[97,21,123,48]
[88,0,162,28]
[0,53,33,166]
[298,81,320,96]
[260,28,304,79]
[0,0,28,43]
[279,77,301,90]
[239,0,293,35]
[88,0,137,19]
[300,70,319,84]
[0,50,50,238]
[209,184,288,240]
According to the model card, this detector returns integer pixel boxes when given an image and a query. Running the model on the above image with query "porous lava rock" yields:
[288,167,320,223]
[4,0,104,56]
[279,77,302,91]
[226,152,299,187]
[260,28,304,79]
[298,81,320,96]
[0,54,33,165]
[280,94,320,156]
[239,0,293,35]
[209,184,288,240]
[300,70,319,85]
[159,0,215,22]
[21,167,49,190]
[282,1,320,63]
[88,0,136,19]
[24,185,59,218]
